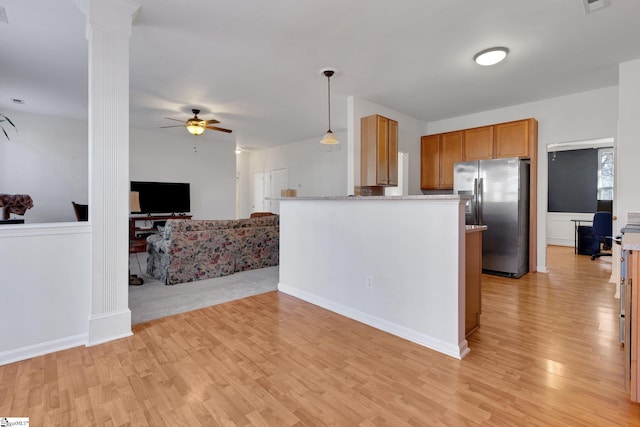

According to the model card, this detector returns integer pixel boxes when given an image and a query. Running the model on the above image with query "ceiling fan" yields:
[160,109,232,135]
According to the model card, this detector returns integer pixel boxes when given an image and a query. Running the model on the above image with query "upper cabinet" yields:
[361,114,398,187]
[420,131,462,190]
[495,119,534,158]
[463,126,494,161]
[422,119,537,190]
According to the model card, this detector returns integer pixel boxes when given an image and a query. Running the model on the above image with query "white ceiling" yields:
[1,0,639,150]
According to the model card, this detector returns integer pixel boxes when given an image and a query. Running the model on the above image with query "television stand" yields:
[129,214,192,252]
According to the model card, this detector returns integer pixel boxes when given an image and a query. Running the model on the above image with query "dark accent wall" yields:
[548,149,598,213]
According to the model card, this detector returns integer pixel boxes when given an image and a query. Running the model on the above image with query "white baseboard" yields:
[547,238,574,247]
[87,309,133,346]
[0,333,87,366]
[536,265,548,273]
[278,282,469,360]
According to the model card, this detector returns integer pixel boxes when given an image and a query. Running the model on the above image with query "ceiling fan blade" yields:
[159,125,186,128]
[164,117,186,123]
[205,125,233,133]
[204,118,220,125]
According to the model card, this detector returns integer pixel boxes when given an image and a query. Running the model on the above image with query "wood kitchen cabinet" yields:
[463,126,494,160]
[626,246,640,402]
[465,227,484,337]
[361,114,398,187]
[495,119,534,158]
[419,131,462,190]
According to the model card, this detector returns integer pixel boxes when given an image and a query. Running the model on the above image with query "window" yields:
[597,148,614,201]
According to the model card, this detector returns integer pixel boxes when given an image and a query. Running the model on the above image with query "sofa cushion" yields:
[164,230,240,284]
[162,219,240,238]
[235,226,280,272]
[235,215,279,228]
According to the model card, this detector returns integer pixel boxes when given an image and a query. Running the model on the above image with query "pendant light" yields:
[320,68,339,145]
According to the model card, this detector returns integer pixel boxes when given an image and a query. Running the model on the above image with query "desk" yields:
[571,219,593,254]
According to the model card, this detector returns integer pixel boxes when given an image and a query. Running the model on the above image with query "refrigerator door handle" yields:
[473,177,479,224]
[478,178,483,225]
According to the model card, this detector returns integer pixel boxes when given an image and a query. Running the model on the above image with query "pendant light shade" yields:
[320,68,339,145]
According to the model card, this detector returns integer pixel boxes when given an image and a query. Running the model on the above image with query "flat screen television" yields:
[130,181,190,214]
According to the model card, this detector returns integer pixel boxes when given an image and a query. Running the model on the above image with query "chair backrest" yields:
[72,201,88,221]
[592,211,612,236]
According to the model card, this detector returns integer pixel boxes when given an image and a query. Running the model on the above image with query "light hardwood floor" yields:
[1,246,639,425]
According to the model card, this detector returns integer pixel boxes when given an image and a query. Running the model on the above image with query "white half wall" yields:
[427,86,619,272]
[278,197,468,359]
[0,223,90,365]
[0,109,88,223]
[547,212,593,247]
[130,128,237,220]
[348,96,427,195]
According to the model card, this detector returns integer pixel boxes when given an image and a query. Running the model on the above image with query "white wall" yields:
[348,96,427,195]
[241,131,348,217]
[0,223,90,365]
[0,109,88,223]
[130,128,236,220]
[0,111,237,223]
[616,59,640,234]
[426,86,619,271]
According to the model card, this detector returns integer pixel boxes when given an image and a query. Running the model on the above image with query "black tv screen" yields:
[130,181,190,214]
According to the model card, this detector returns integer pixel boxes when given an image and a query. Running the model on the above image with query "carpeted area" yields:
[129,252,279,325]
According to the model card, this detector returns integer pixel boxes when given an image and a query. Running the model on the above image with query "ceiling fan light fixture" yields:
[473,47,509,66]
[320,67,339,145]
[186,118,205,135]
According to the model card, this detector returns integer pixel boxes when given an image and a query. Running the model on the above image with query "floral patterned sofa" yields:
[146,215,279,285]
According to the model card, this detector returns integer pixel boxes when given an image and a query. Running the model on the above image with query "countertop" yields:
[623,232,640,251]
[466,225,488,233]
[273,195,473,201]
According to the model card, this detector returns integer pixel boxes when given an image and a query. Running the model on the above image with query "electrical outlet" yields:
[366,276,373,289]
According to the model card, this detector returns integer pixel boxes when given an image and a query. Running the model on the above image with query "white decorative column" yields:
[84,0,140,346]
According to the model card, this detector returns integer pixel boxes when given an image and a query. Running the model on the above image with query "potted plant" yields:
[1,114,17,140]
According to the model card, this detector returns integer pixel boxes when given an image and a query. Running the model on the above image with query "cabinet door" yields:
[464,126,493,160]
[387,119,398,186]
[376,115,389,185]
[495,120,529,158]
[420,135,440,190]
[439,131,463,189]
[631,251,640,402]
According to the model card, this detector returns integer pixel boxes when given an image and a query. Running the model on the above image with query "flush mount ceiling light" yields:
[473,47,509,66]
[319,67,339,145]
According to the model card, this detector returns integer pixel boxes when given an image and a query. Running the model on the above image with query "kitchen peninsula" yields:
[277,195,480,359]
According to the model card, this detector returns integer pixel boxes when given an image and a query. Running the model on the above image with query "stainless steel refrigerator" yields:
[454,157,530,278]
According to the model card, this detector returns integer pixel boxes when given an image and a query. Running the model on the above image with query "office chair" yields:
[71,201,88,221]
[591,211,612,260]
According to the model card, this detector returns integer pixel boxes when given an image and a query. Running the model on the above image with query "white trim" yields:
[547,238,573,247]
[87,309,133,346]
[0,333,87,366]
[536,265,548,273]
[547,137,614,152]
[0,222,91,238]
[278,283,470,360]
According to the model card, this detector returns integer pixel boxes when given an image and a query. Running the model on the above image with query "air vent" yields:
[582,0,611,14]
